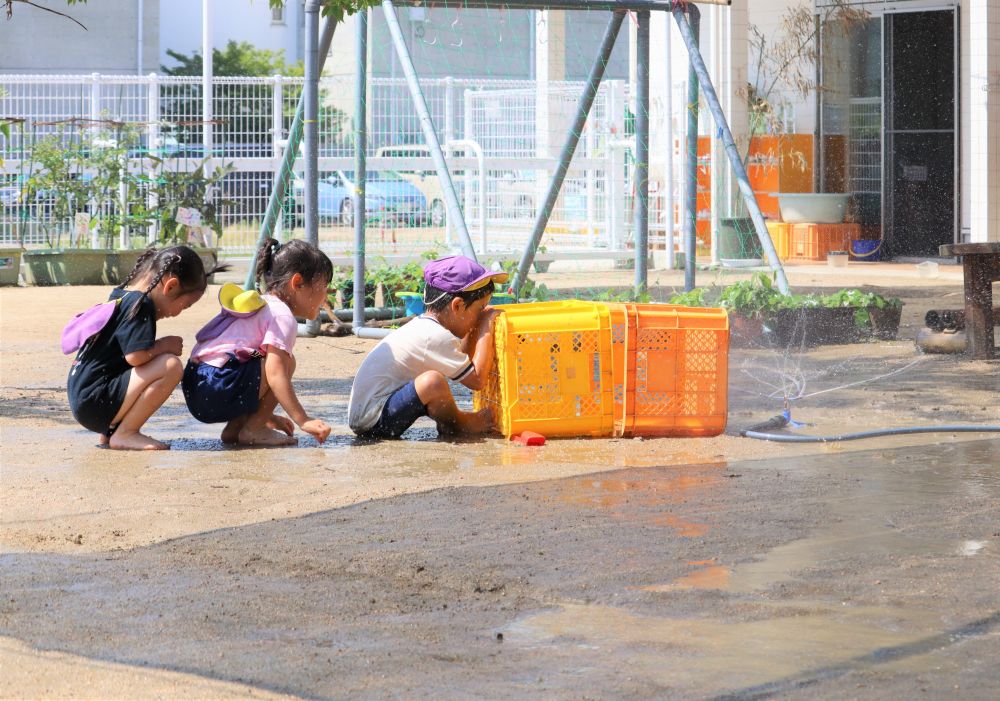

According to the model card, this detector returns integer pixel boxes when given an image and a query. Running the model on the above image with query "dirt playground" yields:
[1,265,998,700]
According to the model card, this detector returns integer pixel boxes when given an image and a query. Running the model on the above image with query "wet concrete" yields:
[2,440,999,699]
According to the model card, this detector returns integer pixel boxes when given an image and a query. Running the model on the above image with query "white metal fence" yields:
[1,73,658,256]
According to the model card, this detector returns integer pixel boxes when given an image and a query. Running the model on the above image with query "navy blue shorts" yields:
[182,357,262,424]
[360,381,428,439]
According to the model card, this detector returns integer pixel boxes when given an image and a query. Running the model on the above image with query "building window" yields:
[271,7,285,24]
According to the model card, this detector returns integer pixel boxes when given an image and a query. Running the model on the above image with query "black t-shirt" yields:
[67,289,157,405]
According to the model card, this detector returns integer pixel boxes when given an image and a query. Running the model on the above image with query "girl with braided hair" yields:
[183,238,332,447]
[67,246,227,450]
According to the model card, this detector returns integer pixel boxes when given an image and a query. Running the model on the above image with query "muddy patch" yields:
[2,440,999,699]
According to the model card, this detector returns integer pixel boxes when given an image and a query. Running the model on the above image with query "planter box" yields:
[729,314,765,348]
[765,306,859,347]
[0,248,23,286]
[23,249,116,286]
[866,304,903,341]
[112,249,146,285]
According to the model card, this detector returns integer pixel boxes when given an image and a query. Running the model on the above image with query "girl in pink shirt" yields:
[183,238,333,447]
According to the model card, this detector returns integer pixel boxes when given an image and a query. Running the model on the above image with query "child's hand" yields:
[156,335,184,356]
[301,418,331,444]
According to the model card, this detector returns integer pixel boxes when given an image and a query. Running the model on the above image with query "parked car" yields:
[291,171,426,226]
[375,145,447,226]
[490,169,537,220]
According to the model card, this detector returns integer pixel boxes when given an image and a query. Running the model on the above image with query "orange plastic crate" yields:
[474,301,729,439]
[789,223,860,261]
[608,304,729,438]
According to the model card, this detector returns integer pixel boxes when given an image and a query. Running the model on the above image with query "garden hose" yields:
[741,414,1000,443]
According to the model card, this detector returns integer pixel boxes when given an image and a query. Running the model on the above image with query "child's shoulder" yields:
[262,294,294,318]
[112,288,155,319]
[391,315,450,341]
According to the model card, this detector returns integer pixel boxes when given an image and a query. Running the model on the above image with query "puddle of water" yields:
[714,441,1000,595]
[550,470,725,537]
[641,564,731,592]
[505,602,955,693]
[960,540,987,557]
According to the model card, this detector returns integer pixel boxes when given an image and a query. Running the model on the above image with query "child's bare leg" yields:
[98,433,110,446]
[220,414,249,444]
[414,371,493,435]
[221,359,293,444]
[238,356,297,447]
[108,354,184,451]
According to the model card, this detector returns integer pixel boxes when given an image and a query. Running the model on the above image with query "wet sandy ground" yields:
[1,271,998,699]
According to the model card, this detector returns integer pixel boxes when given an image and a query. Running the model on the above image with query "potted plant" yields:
[21,131,113,285]
[0,113,25,285]
[19,124,157,285]
[717,272,783,346]
[82,123,156,283]
[368,258,425,308]
[146,154,234,281]
[821,288,903,341]
[327,267,377,309]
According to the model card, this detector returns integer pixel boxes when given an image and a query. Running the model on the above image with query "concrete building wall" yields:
[2,0,159,74]
[366,8,628,80]
[969,0,1000,242]
[745,0,816,134]
[159,0,304,69]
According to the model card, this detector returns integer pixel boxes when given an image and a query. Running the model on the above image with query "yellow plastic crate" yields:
[475,301,729,439]
[766,221,790,261]
[474,301,616,439]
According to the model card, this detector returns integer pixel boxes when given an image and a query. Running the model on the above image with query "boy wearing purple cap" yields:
[347,255,507,438]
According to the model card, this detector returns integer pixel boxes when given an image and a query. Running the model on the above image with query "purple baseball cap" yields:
[423,255,509,293]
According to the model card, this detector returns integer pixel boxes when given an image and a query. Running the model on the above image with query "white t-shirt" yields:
[348,316,474,433]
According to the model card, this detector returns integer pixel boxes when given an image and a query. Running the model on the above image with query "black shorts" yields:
[68,369,132,436]
[182,357,262,424]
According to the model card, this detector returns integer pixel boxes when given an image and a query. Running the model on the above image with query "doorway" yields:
[883,9,957,258]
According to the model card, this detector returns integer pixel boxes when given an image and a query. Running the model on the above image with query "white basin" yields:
[776,193,850,224]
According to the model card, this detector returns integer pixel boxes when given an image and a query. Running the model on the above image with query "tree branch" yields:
[7,0,88,30]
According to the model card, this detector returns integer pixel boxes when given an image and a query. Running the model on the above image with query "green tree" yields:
[161,40,304,77]
[158,42,304,149]
[268,0,379,23]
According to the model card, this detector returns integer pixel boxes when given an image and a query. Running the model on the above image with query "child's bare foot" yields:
[221,416,249,444]
[237,425,297,447]
[267,414,295,436]
[439,408,493,436]
[109,430,169,451]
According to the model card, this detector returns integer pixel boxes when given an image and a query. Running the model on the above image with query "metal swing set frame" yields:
[247,0,789,339]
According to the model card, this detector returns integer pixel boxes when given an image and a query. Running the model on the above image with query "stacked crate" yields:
[788,223,861,262]
[474,301,729,439]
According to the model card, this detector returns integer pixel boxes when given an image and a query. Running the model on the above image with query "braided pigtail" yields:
[128,251,181,320]
[116,246,158,290]
[255,237,281,292]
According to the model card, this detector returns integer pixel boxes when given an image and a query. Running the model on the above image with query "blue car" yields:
[293,171,427,226]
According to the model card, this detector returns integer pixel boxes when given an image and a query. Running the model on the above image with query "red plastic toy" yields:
[511,431,546,446]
